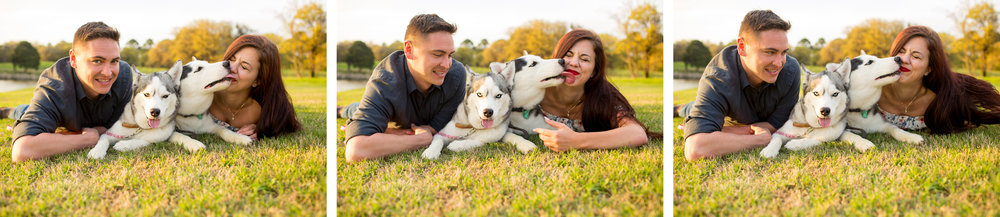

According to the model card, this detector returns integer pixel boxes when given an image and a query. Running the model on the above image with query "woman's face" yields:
[226,47,261,93]
[561,40,597,87]
[895,36,931,85]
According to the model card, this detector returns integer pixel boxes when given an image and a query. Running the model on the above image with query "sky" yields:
[335,0,661,45]
[674,0,971,44]
[0,0,318,45]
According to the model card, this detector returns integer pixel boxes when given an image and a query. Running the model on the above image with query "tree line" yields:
[338,2,663,78]
[676,1,1000,77]
[0,2,326,78]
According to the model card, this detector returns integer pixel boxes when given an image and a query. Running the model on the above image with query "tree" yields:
[818,38,847,65]
[682,40,710,71]
[145,39,174,67]
[790,38,815,66]
[503,20,568,60]
[955,1,1000,76]
[454,39,479,67]
[841,19,905,59]
[345,41,374,73]
[12,41,40,72]
[481,39,508,66]
[169,20,238,64]
[0,41,17,63]
[616,2,663,78]
[598,33,623,71]
[281,2,326,78]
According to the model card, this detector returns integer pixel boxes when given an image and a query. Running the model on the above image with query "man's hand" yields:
[81,127,102,148]
[410,124,436,148]
[384,127,415,135]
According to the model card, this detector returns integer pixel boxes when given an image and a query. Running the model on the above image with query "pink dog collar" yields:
[437,132,461,140]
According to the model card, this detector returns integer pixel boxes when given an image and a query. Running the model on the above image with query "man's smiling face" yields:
[70,38,121,99]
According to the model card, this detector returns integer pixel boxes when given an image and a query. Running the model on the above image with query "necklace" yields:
[565,98,583,118]
[222,98,251,122]
[902,87,925,115]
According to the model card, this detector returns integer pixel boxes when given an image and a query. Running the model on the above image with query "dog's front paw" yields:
[184,140,206,152]
[421,148,441,159]
[447,140,481,152]
[896,132,924,144]
[87,148,107,159]
[784,139,819,151]
[760,145,780,158]
[853,139,875,152]
[515,142,536,153]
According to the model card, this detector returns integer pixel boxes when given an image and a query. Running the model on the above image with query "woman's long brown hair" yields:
[223,35,302,137]
[890,25,1000,133]
[551,29,660,138]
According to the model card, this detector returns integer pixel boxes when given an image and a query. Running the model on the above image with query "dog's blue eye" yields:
[812,91,819,96]
[833,92,839,97]
[530,62,537,67]
[476,92,483,97]
[495,94,502,99]
[144,93,150,97]
[162,94,169,99]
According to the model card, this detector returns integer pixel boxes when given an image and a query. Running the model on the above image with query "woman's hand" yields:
[238,124,258,140]
[533,117,579,152]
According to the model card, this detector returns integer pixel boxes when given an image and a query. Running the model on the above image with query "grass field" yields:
[672,80,1000,215]
[0,77,327,215]
[337,77,664,216]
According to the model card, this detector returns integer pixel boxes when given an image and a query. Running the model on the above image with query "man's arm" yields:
[11,127,103,162]
[344,124,434,162]
[683,124,771,161]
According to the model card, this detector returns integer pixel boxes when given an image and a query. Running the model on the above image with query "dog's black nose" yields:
[558,59,565,67]
[222,61,231,70]
[484,109,493,118]
[151,108,160,117]
[894,56,902,64]
[820,107,830,116]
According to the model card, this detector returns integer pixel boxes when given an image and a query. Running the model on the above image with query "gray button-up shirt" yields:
[343,50,467,140]
[682,45,800,138]
[12,57,133,140]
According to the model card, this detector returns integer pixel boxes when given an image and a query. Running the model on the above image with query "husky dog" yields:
[829,51,924,150]
[421,67,523,159]
[760,67,850,158]
[88,64,195,159]
[488,53,567,136]
[173,58,253,149]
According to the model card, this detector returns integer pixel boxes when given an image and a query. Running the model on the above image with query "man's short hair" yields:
[738,10,791,40]
[73,21,120,47]
[404,14,457,44]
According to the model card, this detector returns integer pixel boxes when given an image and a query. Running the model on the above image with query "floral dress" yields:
[538,106,586,132]
[876,104,927,130]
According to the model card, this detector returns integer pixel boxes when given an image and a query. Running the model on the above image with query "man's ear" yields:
[737,37,747,57]
[403,40,414,60]
[69,49,77,68]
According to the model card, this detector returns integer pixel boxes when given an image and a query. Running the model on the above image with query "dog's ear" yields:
[168,60,184,84]
[830,58,852,84]
[523,50,529,56]
[191,56,198,61]
[489,62,505,73]
[860,50,867,56]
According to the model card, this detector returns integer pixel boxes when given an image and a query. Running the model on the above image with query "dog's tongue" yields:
[819,118,830,128]
[561,71,577,84]
[149,119,160,129]
[899,66,910,72]
[481,119,493,129]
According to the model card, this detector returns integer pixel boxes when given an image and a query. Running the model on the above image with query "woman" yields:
[532,29,653,152]
[209,34,301,139]
[879,25,1000,134]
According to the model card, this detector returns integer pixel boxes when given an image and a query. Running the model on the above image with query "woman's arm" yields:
[533,117,649,152]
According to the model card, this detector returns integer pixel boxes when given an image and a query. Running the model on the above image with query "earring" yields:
[252,82,258,87]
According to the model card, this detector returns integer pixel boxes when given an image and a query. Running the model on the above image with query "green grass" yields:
[0,77,327,215]
[337,77,664,216]
[672,81,1000,216]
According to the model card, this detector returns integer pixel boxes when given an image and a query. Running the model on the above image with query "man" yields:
[341,14,466,162]
[9,22,133,162]
[677,10,801,161]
